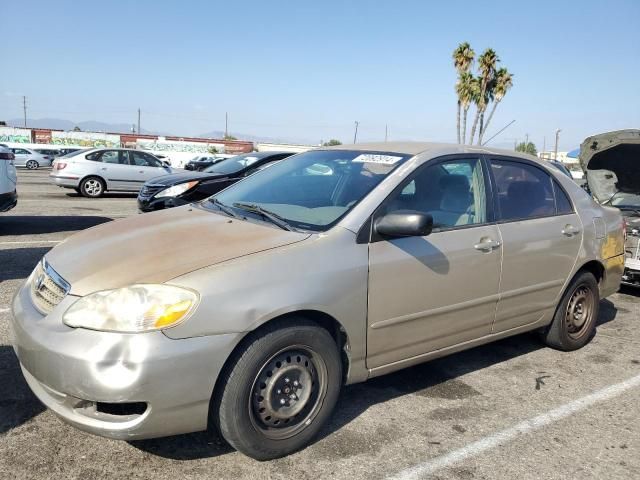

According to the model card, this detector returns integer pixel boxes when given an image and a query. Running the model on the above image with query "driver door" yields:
[366,156,502,369]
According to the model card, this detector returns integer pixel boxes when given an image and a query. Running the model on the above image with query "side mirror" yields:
[375,211,433,238]
[162,160,171,168]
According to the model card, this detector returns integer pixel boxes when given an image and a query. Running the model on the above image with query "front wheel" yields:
[26,160,39,169]
[541,271,599,351]
[214,319,342,460]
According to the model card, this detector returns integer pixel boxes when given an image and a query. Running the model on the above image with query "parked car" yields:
[10,147,52,169]
[138,151,293,212]
[33,147,62,158]
[11,143,624,460]
[579,129,640,286]
[57,147,84,157]
[49,148,176,197]
[0,146,18,212]
[184,154,235,171]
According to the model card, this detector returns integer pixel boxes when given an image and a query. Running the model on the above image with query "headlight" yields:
[63,284,198,333]
[155,181,199,198]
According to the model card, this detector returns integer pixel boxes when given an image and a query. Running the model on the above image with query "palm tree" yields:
[478,68,513,144]
[456,72,476,144]
[469,48,498,144]
[452,42,475,143]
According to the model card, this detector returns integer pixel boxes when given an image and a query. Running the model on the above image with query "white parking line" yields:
[0,240,63,245]
[388,373,640,480]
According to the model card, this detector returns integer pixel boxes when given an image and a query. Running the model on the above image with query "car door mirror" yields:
[162,160,171,168]
[374,211,433,238]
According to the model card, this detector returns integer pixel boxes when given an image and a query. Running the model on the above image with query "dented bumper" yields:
[10,280,239,440]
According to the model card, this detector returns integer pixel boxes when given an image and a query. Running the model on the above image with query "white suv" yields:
[50,148,176,197]
[0,146,18,212]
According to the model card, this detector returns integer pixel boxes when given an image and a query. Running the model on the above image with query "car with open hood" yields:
[11,142,625,460]
[579,129,640,286]
[137,151,294,212]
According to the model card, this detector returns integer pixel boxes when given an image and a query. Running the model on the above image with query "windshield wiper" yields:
[232,202,297,231]
[210,198,240,218]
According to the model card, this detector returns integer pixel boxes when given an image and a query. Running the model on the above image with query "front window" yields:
[204,154,263,174]
[381,158,487,229]
[211,150,411,231]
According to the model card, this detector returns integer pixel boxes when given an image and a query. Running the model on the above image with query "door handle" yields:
[100,167,107,171]
[474,238,501,252]
[139,170,144,174]
[562,224,581,237]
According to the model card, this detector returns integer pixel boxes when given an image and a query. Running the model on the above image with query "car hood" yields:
[46,206,310,296]
[580,129,640,204]
[147,171,229,187]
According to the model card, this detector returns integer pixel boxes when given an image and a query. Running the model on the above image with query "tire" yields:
[541,271,599,351]
[73,187,82,194]
[80,176,105,198]
[26,160,39,170]
[214,319,342,460]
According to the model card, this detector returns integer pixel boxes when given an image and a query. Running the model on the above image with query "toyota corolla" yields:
[11,143,625,460]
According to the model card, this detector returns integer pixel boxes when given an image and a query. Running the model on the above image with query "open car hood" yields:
[580,129,640,204]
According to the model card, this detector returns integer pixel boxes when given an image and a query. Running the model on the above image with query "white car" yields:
[0,146,18,212]
[10,147,52,169]
[50,148,177,197]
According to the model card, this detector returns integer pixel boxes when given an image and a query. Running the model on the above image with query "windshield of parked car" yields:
[210,149,411,231]
[610,192,640,209]
[205,154,264,175]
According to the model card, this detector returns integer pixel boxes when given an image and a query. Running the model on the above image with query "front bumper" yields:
[137,194,189,212]
[0,189,17,212]
[10,279,240,440]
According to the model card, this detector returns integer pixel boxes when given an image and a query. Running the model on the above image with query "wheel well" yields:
[578,260,605,285]
[208,310,351,431]
[80,175,106,187]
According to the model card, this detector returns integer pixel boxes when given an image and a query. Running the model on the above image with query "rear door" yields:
[489,157,582,332]
[95,150,136,191]
[11,148,29,167]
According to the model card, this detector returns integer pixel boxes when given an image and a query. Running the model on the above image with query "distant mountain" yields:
[6,118,158,135]
[5,118,315,145]
[196,130,312,145]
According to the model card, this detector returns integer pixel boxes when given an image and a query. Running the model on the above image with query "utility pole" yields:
[525,133,529,147]
[353,121,359,144]
[225,112,228,138]
[542,136,546,158]
[22,96,27,127]
[554,128,561,160]
[137,108,141,135]
[385,124,388,142]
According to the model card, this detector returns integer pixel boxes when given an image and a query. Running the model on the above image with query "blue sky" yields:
[1,0,639,150]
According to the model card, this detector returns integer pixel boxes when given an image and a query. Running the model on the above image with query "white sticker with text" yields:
[352,154,403,165]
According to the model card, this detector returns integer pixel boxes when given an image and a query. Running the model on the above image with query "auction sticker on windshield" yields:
[352,154,404,165]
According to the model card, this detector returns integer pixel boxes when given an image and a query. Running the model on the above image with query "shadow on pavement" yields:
[0,247,52,281]
[0,346,45,434]
[0,216,112,236]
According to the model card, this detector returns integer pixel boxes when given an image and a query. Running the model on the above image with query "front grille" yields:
[30,259,71,314]
[140,184,164,198]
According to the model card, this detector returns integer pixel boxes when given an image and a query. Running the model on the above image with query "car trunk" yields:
[581,130,640,283]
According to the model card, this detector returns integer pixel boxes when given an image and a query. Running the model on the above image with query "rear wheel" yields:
[541,271,599,351]
[214,319,342,460]
[80,176,105,198]
[26,160,39,169]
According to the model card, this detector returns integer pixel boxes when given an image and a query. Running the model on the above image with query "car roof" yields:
[319,141,539,162]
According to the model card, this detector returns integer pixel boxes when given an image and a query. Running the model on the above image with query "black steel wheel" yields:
[541,270,599,351]
[214,318,342,460]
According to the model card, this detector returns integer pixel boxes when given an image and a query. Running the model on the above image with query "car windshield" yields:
[611,192,640,209]
[205,154,264,174]
[210,149,411,231]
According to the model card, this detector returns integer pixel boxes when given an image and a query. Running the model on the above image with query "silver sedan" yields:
[11,142,625,460]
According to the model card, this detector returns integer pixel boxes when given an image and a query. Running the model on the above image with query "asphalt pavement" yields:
[1,169,639,480]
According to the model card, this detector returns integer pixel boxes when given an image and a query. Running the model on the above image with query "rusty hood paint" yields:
[46,205,310,295]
